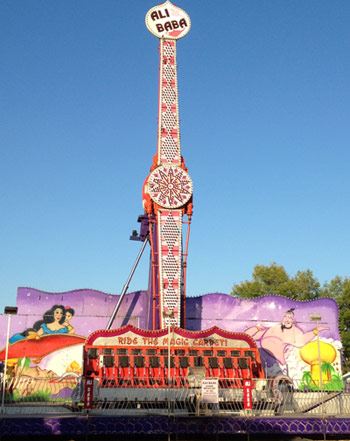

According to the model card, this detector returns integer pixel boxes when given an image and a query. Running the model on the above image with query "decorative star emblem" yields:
[148,165,192,208]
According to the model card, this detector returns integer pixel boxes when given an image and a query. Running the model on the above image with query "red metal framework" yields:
[84,325,265,388]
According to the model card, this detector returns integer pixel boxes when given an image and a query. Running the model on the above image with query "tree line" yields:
[231,263,350,372]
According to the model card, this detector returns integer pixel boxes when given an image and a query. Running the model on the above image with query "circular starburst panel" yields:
[148,165,193,209]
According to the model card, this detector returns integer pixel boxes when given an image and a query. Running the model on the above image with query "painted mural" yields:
[187,293,342,388]
[244,307,342,389]
[0,288,343,400]
[0,288,150,402]
[0,305,85,401]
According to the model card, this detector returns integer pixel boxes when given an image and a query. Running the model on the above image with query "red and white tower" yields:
[143,2,193,330]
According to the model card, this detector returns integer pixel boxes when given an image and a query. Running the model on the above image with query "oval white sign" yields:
[145,1,191,40]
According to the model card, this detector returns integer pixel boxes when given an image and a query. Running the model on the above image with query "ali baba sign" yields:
[145,0,191,40]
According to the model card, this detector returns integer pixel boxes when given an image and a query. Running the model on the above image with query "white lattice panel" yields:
[158,209,182,327]
[158,39,181,166]
[145,5,192,330]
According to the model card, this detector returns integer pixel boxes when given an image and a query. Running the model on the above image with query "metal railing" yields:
[1,375,349,417]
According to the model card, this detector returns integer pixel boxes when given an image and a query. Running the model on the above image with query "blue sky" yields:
[1,0,349,312]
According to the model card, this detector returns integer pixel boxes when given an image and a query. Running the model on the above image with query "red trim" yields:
[86,324,257,348]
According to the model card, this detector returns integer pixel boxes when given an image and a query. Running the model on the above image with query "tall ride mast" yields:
[144,1,193,329]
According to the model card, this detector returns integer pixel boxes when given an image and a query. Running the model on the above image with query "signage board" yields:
[145,1,191,40]
[93,330,250,349]
[243,379,253,410]
[84,377,94,409]
[201,379,219,404]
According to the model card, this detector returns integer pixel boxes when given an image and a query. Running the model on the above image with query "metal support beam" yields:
[106,237,148,330]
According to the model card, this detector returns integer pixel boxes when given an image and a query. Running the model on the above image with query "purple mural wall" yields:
[0,288,343,399]
[0,287,150,344]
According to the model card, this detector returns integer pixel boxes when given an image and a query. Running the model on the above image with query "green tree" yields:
[321,277,350,372]
[231,263,320,300]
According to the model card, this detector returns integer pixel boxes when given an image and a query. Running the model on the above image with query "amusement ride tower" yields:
[107,1,192,332]
[143,2,193,330]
